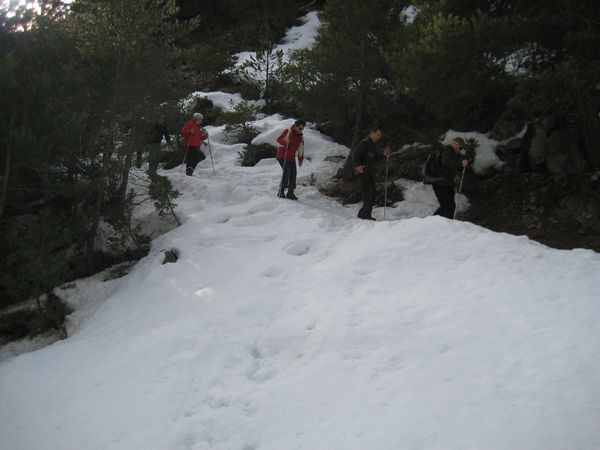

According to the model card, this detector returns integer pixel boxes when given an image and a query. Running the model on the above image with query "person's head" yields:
[157,114,164,124]
[451,137,465,153]
[193,112,203,125]
[369,127,382,143]
[294,119,306,132]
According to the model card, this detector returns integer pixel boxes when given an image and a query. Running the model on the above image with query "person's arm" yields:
[441,148,465,169]
[163,125,171,144]
[376,147,391,162]
[199,129,209,142]
[352,140,367,173]
[297,140,304,166]
[181,121,192,137]
[276,129,290,147]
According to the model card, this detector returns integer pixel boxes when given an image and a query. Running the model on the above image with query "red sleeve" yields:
[276,129,290,147]
[181,121,192,136]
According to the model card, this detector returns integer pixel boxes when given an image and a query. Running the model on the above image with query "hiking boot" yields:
[277,188,286,198]
[286,189,298,200]
[358,214,376,221]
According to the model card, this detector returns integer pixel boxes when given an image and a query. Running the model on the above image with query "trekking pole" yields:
[207,137,216,175]
[181,142,190,174]
[278,142,290,196]
[453,165,466,220]
[384,154,390,220]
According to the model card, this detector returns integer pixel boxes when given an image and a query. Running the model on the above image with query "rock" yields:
[490,108,526,141]
[163,249,179,264]
[505,137,523,153]
[538,115,558,136]
[546,128,588,174]
[325,155,346,164]
[528,123,548,169]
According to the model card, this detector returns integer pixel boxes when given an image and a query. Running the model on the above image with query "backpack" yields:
[421,148,447,184]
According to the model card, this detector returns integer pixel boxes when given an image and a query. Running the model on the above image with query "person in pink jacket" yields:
[181,112,209,176]
[276,119,306,200]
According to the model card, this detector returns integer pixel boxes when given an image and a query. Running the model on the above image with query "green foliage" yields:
[286,0,409,147]
[175,0,299,51]
[392,0,600,168]
[184,43,237,89]
[385,9,518,132]
[0,209,85,309]
[65,0,197,120]
[104,190,147,263]
[237,143,277,167]
[462,137,478,162]
[219,100,260,143]
[147,170,181,226]
[238,44,286,114]
[0,292,71,345]
[0,0,202,330]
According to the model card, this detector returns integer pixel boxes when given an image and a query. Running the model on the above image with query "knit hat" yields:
[452,137,466,147]
[193,112,203,120]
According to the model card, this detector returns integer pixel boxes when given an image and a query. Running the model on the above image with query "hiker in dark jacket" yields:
[148,115,172,171]
[352,128,391,220]
[432,137,469,219]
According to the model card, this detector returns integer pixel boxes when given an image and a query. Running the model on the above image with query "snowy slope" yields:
[0,110,599,450]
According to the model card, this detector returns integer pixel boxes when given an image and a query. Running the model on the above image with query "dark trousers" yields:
[358,176,376,219]
[432,183,456,219]
[278,158,297,189]
[185,146,204,176]
[148,143,161,171]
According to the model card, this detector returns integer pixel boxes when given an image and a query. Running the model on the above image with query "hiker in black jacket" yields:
[352,128,391,220]
[432,137,469,219]
[148,115,172,171]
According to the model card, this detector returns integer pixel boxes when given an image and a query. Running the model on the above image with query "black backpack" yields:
[421,148,447,184]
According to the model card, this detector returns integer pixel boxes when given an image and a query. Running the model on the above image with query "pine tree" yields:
[385,5,518,132]
[63,0,197,270]
[287,0,409,181]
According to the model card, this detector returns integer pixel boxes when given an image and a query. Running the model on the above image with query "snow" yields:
[1,11,600,450]
[234,11,320,70]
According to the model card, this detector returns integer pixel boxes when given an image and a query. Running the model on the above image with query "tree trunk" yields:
[0,112,15,223]
[118,125,136,215]
[341,90,365,182]
[86,121,114,272]
[578,89,600,170]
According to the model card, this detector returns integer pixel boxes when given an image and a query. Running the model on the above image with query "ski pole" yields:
[278,141,290,196]
[207,136,215,175]
[453,165,466,220]
[181,142,190,174]
[384,155,389,220]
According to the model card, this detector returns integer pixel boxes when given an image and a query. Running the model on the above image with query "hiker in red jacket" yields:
[276,119,306,200]
[181,113,209,176]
